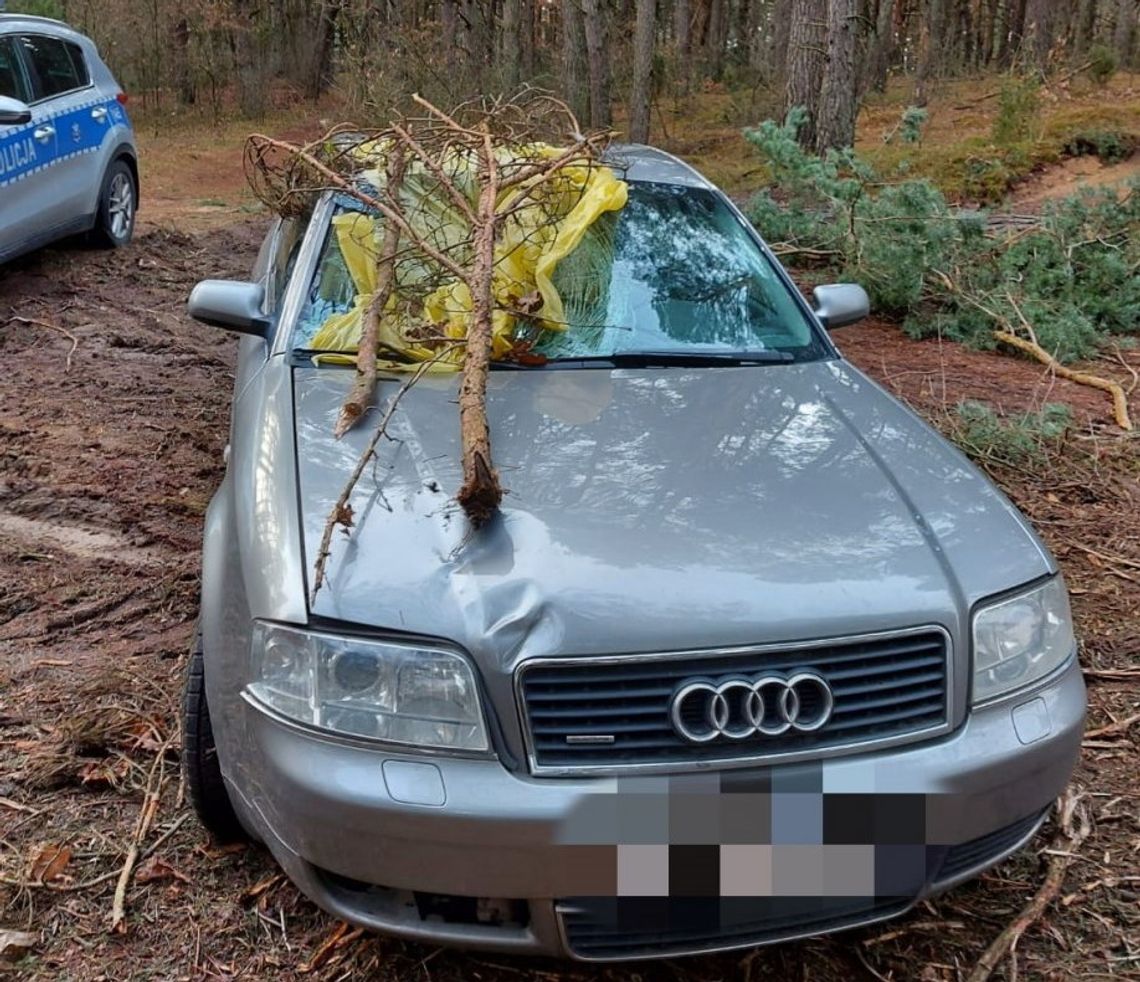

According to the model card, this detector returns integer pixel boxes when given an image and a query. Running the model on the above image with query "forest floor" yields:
[1,79,1139,981]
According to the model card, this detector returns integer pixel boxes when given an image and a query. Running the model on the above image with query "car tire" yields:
[91,159,136,248]
[182,628,247,843]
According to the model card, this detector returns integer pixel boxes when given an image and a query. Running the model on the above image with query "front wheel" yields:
[182,628,247,843]
[91,159,136,248]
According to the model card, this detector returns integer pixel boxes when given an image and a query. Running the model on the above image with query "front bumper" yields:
[226,659,1084,960]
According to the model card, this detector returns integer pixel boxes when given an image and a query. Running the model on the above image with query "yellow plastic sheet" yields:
[308,146,628,370]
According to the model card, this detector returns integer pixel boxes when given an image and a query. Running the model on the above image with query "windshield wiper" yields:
[494,349,794,369]
[293,346,417,364]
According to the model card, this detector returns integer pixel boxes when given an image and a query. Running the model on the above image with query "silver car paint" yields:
[0,15,136,262]
[198,156,1083,958]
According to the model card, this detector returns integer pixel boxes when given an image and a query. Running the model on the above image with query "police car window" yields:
[0,38,30,103]
[18,36,87,100]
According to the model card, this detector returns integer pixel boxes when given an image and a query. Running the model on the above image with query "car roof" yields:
[0,13,86,41]
[603,143,715,189]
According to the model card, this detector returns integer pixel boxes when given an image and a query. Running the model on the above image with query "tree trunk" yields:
[442,0,460,78]
[580,0,613,127]
[306,0,339,100]
[784,0,827,147]
[864,0,896,93]
[500,0,522,89]
[1023,0,1052,69]
[1005,0,1028,67]
[704,0,729,78]
[1115,0,1137,67]
[629,0,657,141]
[561,0,591,124]
[913,0,946,104]
[520,0,536,79]
[172,17,195,106]
[768,0,794,81]
[817,0,858,151]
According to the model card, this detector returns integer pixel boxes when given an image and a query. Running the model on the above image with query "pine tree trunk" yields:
[675,0,694,91]
[172,17,195,105]
[864,0,896,93]
[500,0,522,89]
[580,0,613,127]
[784,0,827,147]
[816,0,858,151]
[521,0,536,79]
[1024,0,1052,69]
[768,0,794,81]
[913,0,946,104]
[629,0,657,142]
[705,0,729,78]
[1115,0,1137,67]
[561,0,591,124]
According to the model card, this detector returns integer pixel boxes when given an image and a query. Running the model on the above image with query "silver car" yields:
[0,13,137,263]
[183,147,1085,961]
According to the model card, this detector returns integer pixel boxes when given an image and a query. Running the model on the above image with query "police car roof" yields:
[0,14,83,38]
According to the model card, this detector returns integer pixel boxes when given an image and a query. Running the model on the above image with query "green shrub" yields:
[1088,44,1118,86]
[992,76,1041,147]
[743,114,1140,364]
[951,402,1072,465]
[1063,129,1136,164]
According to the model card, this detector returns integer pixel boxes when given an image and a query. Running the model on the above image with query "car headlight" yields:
[971,577,1075,704]
[248,623,489,752]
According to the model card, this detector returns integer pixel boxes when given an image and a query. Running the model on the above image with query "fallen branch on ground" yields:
[994,330,1133,431]
[7,315,79,371]
[966,790,1090,982]
[929,270,1133,430]
[109,733,174,933]
[1083,710,1140,742]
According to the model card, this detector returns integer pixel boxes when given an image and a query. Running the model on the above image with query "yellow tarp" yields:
[308,146,628,370]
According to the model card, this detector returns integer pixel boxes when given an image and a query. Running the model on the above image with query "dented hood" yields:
[294,361,1051,667]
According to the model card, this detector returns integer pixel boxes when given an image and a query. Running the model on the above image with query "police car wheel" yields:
[92,160,136,248]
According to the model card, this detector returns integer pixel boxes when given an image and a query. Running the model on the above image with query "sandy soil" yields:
[1006,153,1140,211]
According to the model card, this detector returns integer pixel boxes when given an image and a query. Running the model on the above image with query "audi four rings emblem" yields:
[669,673,835,743]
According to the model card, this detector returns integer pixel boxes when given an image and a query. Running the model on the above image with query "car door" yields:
[14,33,96,231]
[0,33,54,257]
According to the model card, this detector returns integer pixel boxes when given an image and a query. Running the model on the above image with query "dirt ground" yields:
[1,106,1139,979]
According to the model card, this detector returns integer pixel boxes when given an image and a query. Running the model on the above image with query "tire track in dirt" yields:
[0,512,168,567]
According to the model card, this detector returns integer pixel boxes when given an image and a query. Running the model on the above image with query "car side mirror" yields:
[188,280,269,338]
[0,96,32,126]
[813,283,870,329]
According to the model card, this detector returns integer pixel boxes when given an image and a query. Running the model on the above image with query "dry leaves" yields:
[298,921,363,974]
[134,856,190,885]
[0,930,37,962]
[77,757,131,788]
[27,842,71,884]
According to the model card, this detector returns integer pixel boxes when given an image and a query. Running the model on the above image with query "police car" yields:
[0,12,137,263]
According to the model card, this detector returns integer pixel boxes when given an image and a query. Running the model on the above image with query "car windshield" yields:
[292,181,828,365]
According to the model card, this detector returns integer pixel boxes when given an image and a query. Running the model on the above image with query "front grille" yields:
[559,896,909,960]
[518,629,950,773]
[937,809,1048,882]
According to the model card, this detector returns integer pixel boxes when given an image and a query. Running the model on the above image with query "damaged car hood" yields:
[293,361,1051,666]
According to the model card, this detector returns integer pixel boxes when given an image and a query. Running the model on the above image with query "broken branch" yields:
[334,146,408,440]
[966,791,1090,982]
[311,348,460,603]
[993,330,1133,431]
